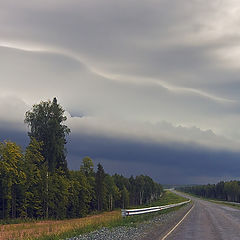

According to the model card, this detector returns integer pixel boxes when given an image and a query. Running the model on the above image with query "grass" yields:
[0,218,40,225]
[149,190,188,206]
[0,191,189,240]
[176,190,240,210]
[209,199,240,210]
[0,211,121,240]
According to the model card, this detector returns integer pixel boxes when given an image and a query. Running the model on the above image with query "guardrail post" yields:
[121,209,127,217]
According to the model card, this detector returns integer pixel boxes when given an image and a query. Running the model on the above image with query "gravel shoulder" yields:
[66,203,193,240]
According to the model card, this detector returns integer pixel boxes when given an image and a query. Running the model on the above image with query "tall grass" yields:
[0,211,121,240]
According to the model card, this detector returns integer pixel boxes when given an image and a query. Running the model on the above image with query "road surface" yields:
[166,192,240,240]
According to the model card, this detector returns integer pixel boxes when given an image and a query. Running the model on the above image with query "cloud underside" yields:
[68,133,240,184]
[1,122,239,184]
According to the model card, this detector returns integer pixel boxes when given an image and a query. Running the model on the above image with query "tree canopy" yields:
[24,97,70,174]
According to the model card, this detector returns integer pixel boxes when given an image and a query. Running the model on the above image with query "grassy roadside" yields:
[0,191,189,240]
[0,211,120,240]
[35,191,189,240]
[209,200,240,210]
[150,190,188,206]
[0,218,39,226]
[176,190,240,210]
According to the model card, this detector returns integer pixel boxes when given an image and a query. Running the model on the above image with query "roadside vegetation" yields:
[178,180,240,203]
[1,210,120,240]
[209,200,240,210]
[0,190,189,240]
[0,98,165,239]
[150,190,187,206]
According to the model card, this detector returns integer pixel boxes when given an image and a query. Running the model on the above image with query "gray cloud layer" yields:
[1,0,240,183]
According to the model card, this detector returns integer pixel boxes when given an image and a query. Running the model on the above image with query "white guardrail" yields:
[121,200,190,217]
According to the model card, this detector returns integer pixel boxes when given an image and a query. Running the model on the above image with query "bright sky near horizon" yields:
[1,0,240,184]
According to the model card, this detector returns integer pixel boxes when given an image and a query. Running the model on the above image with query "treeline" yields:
[0,143,162,219]
[0,98,163,220]
[178,181,240,202]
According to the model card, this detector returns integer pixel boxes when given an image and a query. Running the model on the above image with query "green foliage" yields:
[151,190,187,206]
[95,163,107,211]
[121,186,129,208]
[24,97,70,174]
[0,141,25,219]
[68,170,92,217]
[80,157,94,178]
[105,174,120,210]
[48,171,69,219]
[21,138,46,218]
[178,180,240,203]
[0,144,163,221]
[80,157,96,212]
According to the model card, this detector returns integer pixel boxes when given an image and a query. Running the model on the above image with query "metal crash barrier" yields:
[121,200,190,217]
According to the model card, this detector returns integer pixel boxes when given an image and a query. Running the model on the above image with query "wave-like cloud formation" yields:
[0,40,235,104]
[97,72,235,104]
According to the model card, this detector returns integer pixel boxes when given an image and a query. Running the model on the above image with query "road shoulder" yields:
[139,202,193,240]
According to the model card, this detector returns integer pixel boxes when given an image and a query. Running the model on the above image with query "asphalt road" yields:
[166,193,240,240]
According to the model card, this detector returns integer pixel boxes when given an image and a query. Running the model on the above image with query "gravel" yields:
[66,204,191,240]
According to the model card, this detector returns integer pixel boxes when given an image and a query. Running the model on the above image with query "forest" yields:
[0,98,163,220]
[178,180,240,202]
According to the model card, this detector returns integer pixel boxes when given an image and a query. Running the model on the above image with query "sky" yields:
[1,0,240,184]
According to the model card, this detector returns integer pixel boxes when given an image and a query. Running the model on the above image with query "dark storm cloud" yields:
[67,132,240,184]
[1,123,239,184]
[0,127,28,148]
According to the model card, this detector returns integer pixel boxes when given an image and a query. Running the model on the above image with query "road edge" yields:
[161,203,195,240]
[139,202,193,240]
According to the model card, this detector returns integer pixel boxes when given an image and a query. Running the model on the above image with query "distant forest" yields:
[178,181,240,203]
[0,98,163,220]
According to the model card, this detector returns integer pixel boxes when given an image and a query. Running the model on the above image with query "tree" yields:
[22,138,46,218]
[128,175,136,205]
[105,174,120,211]
[24,97,70,174]
[80,157,94,178]
[216,181,225,200]
[135,175,145,205]
[48,171,69,219]
[121,186,129,209]
[95,163,106,211]
[80,157,95,212]
[0,141,25,218]
[68,170,92,217]
[178,181,240,203]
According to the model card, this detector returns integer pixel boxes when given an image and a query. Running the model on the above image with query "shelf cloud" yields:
[1,0,240,183]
